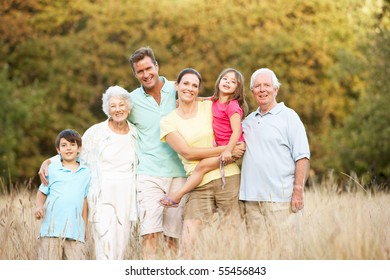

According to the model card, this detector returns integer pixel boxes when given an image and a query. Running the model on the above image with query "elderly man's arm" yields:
[291,158,310,213]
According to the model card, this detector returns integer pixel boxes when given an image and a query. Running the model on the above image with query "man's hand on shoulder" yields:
[38,159,52,186]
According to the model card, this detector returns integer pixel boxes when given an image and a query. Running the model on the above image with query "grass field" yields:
[1,175,389,260]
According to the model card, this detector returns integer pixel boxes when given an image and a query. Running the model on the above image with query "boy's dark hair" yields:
[55,129,82,149]
[129,46,157,73]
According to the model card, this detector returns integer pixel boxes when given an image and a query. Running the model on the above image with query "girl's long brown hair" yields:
[211,68,248,118]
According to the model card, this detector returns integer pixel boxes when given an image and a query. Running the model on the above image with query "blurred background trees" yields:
[0,0,389,188]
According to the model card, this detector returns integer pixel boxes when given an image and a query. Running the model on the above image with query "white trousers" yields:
[91,177,134,260]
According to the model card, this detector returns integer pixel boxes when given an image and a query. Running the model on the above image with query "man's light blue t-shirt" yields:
[129,77,186,177]
[240,102,310,202]
[39,161,90,242]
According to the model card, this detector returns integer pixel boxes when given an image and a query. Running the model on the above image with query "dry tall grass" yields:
[1,175,389,260]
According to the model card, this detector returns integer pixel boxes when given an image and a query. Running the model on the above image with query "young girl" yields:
[160,68,248,207]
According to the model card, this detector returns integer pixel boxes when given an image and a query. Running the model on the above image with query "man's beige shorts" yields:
[136,175,186,238]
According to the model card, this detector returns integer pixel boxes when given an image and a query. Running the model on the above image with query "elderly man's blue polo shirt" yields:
[240,102,310,202]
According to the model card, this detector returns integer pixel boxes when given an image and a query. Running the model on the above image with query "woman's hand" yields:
[220,150,232,163]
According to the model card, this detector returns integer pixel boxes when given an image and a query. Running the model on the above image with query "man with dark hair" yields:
[128,47,187,259]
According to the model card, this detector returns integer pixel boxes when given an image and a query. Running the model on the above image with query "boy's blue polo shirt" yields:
[39,161,90,242]
[129,76,186,177]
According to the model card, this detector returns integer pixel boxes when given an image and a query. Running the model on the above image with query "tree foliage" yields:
[0,0,388,186]
[326,1,390,185]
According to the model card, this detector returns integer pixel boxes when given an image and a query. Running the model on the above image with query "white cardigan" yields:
[81,119,138,222]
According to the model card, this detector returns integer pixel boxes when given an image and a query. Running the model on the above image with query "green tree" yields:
[0,0,386,185]
[328,2,390,185]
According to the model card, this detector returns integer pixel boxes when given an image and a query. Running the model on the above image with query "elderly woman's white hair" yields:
[250,68,281,90]
[101,85,133,118]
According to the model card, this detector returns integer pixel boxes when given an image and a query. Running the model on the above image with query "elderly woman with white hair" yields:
[82,85,138,260]
[39,85,138,260]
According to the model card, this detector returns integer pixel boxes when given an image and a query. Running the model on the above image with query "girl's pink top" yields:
[212,99,244,146]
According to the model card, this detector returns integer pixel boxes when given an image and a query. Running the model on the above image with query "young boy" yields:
[34,129,90,260]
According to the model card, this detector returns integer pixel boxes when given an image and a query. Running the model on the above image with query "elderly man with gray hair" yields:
[240,68,310,258]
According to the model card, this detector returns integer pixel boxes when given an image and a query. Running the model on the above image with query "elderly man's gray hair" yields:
[250,68,281,90]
